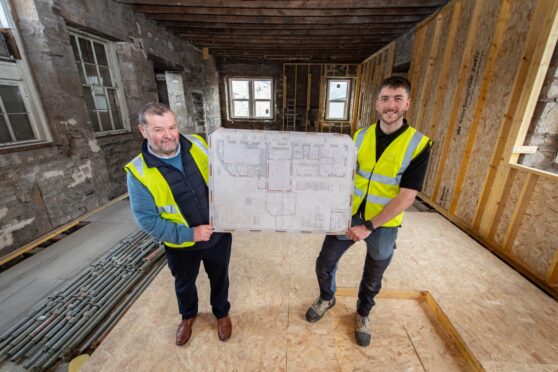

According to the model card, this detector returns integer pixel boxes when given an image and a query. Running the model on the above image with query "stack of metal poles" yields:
[0,229,165,371]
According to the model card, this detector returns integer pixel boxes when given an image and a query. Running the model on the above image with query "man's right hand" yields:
[194,225,214,242]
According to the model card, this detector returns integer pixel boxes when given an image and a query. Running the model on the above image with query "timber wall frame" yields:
[355,42,395,132]
[372,0,558,298]
[282,63,359,134]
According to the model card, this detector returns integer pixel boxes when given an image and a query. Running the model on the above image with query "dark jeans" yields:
[165,233,232,320]
[316,216,397,317]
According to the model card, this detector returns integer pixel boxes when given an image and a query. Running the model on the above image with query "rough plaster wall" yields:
[217,62,283,131]
[204,58,222,137]
[0,0,113,255]
[166,72,191,132]
[0,0,221,254]
[521,46,558,173]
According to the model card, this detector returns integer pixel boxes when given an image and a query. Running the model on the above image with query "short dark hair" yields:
[138,102,173,125]
[378,76,411,97]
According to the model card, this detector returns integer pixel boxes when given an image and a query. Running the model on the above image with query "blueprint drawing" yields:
[209,128,356,234]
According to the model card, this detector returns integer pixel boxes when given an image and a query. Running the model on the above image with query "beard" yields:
[151,139,178,156]
[379,109,406,126]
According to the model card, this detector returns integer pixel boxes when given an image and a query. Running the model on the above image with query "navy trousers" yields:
[165,233,232,320]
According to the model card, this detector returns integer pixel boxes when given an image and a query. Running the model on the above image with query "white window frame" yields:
[68,28,129,136]
[325,78,352,121]
[0,0,50,148]
[227,78,274,120]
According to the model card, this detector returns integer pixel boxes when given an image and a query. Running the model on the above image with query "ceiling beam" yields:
[156,21,416,29]
[122,0,447,9]
[145,13,426,24]
[134,5,438,16]
[171,28,407,36]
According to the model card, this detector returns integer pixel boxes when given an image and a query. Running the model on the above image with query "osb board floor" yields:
[83,211,558,371]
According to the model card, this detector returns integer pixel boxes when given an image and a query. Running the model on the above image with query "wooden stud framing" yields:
[418,191,558,300]
[354,42,394,132]
[502,172,538,252]
[546,250,558,285]
[282,67,287,131]
[476,0,558,236]
[412,11,445,132]
[431,0,485,204]
[294,64,298,131]
[424,0,462,139]
[350,64,362,135]
[406,25,427,121]
[486,167,517,242]
[449,0,512,215]
[306,67,311,132]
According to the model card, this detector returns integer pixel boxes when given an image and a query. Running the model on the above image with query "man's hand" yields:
[346,225,372,241]
[194,224,214,242]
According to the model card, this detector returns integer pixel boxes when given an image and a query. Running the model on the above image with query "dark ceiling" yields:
[122,0,447,64]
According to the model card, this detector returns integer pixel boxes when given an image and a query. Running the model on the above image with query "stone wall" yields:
[0,0,221,255]
[520,46,558,173]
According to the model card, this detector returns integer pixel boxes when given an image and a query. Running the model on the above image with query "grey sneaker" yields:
[305,296,336,322]
[355,313,371,346]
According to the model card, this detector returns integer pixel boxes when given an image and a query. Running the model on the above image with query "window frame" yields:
[68,28,130,136]
[227,77,274,120]
[325,78,352,121]
[0,0,50,149]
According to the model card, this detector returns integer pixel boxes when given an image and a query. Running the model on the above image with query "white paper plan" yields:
[209,128,356,234]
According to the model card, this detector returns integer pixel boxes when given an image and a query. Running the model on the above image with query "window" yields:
[228,78,273,119]
[325,79,351,121]
[0,0,49,147]
[69,30,128,134]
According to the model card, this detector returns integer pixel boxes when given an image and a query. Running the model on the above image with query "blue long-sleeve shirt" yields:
[126,147,195,245]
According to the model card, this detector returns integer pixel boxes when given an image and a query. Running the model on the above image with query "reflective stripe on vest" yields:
[125,135,209,248]
[185,135,208,157]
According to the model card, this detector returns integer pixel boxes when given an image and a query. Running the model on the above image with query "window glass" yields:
[0,84,36,144]
[229,78,273,120]
[0,114,11,142]
[326,79,351,121]
[69,30,127,134]
[94,42,108,66]
[328,81,348,101]
[233,101,249,117]
[0,85,26,113]
[328,102,346,120]
[231,80,249,99]
[10,113,34,141]
[255,101,271,118]
[254,80,271,99]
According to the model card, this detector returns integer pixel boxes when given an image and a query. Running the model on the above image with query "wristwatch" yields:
[364,220,376,232]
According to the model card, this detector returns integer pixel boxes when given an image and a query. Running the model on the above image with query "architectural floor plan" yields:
[209,128,356,234]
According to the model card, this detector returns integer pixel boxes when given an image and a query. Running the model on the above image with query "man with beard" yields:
[125,102,232,346]
[305,76,431,347]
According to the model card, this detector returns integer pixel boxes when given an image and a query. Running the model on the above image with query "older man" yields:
[125,102,232,345]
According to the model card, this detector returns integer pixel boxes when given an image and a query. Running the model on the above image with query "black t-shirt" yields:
[374,120,431,192]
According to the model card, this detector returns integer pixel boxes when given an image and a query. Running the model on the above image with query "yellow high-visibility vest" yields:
[352,123,431,227]
[124,134,209,248]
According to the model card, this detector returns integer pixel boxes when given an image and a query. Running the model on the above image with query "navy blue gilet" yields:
[141,134,223,250]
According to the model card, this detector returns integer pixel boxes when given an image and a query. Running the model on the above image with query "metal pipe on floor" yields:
[1,230,161,371]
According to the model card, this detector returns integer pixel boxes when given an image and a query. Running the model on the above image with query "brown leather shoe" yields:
[176,317,195,346]
[217,315,232,341]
